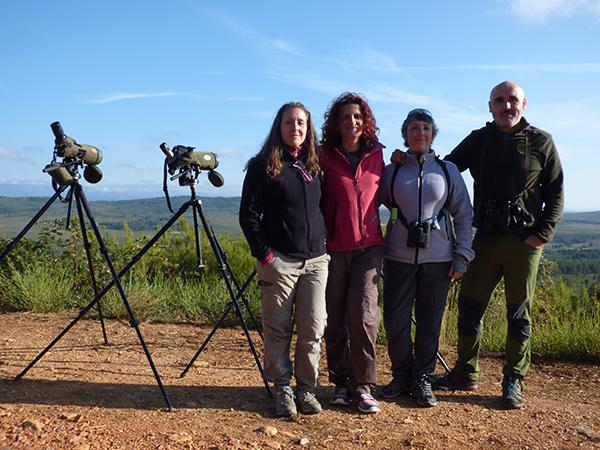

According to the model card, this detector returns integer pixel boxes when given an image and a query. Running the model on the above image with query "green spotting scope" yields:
[160,143,224,187]
[43,122,103,185]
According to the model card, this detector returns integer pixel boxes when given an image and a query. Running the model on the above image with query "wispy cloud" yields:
[401,63,600,74]
[505,0,600,22]
[212,12,299,55]
[0,147,36,165]
[215,146,244,159]
[92,92,179,104]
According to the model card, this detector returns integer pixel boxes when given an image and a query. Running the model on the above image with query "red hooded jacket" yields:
[319,143,385,252]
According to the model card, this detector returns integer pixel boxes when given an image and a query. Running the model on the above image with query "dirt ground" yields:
[1,312,599,449]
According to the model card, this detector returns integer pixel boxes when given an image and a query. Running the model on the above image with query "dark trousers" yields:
[325,246,382,395]
[383,259,452,383]
[454,234,542,381]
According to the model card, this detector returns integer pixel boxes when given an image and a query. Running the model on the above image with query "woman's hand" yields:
[449,266,465,279]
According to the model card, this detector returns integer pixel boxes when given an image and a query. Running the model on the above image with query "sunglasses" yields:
[406,108,433,119]
[292,160,314,184]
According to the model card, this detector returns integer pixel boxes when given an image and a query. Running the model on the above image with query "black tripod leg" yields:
[74,193,109,345]
[74,185,173,410]
[195,200,272,397]
[213,234,262,339]
[179,302,234,378]
[0,186,68,261]
[235,269,261,339]
[191,200,204,269]
[180,268,260,377]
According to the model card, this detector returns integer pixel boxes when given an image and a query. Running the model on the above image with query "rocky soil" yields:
[1,312,599,449]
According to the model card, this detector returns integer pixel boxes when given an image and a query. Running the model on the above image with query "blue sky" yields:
[1,0,599,209]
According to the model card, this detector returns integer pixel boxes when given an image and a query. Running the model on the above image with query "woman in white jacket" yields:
[379,109,474,407]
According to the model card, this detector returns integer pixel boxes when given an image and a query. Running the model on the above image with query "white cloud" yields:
[93,92,179,104]
[399,63,600,74]
[0,147,35,164]
[506,0,600,22]
[213,12,299,55]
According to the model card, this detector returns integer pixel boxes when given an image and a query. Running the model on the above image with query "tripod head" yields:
[43,122,104,187]
[159,143,224,188]
[159,142,225,215]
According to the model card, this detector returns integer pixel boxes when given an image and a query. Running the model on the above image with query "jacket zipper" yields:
[414,154,424,264]
[303,169,311,258]
[335,146,370,251]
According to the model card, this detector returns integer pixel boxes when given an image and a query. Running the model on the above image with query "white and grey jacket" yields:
[380,150,475,270]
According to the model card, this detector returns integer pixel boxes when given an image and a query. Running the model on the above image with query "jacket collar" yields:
[487,117,531,136]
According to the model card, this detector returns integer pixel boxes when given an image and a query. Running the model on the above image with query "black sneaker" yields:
[412,375,437,407]
[380,378,411,399]
[431,371,478,391]
[502,376,524,409]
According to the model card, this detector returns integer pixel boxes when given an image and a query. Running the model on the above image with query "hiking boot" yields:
[413,375,437,407]
[355,393,380,414]
[502,376,524,409]
[274,385,297,417]
[431,371,478,391]
[380,378,412,399]
[295,387,322,414]
[329,386,350,406]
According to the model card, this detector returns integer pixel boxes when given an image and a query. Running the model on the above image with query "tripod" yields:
[153,169,270,396]
[7,179,174,410]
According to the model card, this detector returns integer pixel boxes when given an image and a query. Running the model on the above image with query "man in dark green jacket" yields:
[433,81,564,409]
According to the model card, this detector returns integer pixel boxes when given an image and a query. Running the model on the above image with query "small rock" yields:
[265,441,281,449]
[73,445,90,450]
[574,425,600,442]
[298,437,310,446]
[255,425,278,436]
[60,413,83,423]
[169,432,193,444]
[403,418,414,424]
[22,419,43,432]
[279,430,295,438]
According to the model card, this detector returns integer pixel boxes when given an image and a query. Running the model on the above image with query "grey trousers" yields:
[256,251,329,388]
[325,245,383,394]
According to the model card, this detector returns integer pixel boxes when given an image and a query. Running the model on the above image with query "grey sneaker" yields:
[295,387,322,414]
[275,385,297,417]
[413,375,437,407]
[502,376,524,409]
[329,386,351,406]
[380,378,411,399]
[431,371,478,391]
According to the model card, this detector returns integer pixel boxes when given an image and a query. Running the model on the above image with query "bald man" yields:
[433,81,564,409]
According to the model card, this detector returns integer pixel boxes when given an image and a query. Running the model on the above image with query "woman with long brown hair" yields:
[239,101,329,417]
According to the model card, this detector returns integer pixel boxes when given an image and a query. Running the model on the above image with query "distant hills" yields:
[0,196,242,238]
[2,195,600,244]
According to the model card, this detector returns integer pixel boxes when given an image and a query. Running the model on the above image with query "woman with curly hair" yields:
[319,92,385,414]
[239,101,329,417]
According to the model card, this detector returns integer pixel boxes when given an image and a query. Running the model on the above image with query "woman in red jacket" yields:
[320,92,385,413]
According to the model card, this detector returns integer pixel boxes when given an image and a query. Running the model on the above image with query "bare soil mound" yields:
[1,312,599,449]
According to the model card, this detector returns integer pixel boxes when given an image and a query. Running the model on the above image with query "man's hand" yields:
[523,235,545,249]
[449,266,465,279]
[390,148,407,165]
